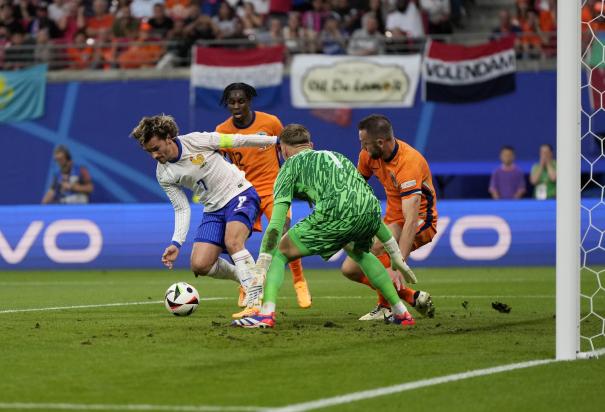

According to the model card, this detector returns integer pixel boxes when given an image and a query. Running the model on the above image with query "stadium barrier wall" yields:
[0,200,588,270]
[0,73,557,204]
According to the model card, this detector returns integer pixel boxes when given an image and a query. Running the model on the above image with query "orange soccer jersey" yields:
[358,139,438,232]
[216,111,283,198]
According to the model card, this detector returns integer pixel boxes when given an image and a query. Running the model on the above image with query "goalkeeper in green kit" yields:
[232,124,416,329]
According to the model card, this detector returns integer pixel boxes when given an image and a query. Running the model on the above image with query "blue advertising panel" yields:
[0,200,585,270]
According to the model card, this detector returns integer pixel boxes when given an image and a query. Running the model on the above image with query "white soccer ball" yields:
[164,282,200,316]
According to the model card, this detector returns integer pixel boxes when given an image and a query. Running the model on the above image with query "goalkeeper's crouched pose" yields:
[231,124,416,329]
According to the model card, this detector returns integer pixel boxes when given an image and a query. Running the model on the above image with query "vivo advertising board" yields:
[0,200,591,270]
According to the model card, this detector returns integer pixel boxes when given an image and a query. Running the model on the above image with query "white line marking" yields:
[0,403,263,411]
[268,359,555,412]
[0,294,556,314]
[0,298,227,314]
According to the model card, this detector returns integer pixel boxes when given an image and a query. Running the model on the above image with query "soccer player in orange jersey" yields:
[341,114,436,320]
[216,83,312,317]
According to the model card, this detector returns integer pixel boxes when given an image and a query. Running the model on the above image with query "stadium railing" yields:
[0,32,557,74]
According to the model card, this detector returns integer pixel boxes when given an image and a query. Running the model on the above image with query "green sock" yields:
[347,250,401,307]
[261,250,288,314]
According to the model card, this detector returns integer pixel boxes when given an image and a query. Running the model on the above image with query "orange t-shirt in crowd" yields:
[87,14,114,33]
[215,111,283,197]
[357,139,438,231]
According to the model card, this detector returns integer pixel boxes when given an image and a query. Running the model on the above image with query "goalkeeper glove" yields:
[382,237,417,284]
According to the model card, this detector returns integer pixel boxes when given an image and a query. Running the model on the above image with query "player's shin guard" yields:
[260,250,289,315]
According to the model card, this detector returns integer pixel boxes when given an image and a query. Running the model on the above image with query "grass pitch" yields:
[0,267,603,411]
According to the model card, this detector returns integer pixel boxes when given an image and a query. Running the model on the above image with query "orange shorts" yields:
[253,194,292,232]
[376,224,436,267]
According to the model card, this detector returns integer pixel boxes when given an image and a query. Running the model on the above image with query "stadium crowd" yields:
[0,0,562,70]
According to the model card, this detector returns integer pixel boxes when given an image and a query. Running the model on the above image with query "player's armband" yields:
[218,134,234,148]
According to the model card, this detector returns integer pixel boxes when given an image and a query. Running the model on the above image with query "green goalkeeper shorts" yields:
[287,211,382,260]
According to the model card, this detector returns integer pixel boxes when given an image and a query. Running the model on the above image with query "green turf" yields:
[0,267,603,412]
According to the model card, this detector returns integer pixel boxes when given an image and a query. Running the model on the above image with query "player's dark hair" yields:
[130,114,179,145]
[358,114,394,140]
[54,145,71,161]
[280,124,311,146]
[501,145,515,153]
[220,83,257,107]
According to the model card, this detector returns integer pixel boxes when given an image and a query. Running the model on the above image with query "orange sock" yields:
[289,258,305,283]
[398,286,417,306]
[376,253,391,268]
[357,273,391,308]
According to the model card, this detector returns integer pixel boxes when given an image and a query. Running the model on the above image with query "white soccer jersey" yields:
[156,132,277,246]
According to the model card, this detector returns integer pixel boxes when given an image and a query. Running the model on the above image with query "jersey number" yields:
[235,196,247,210]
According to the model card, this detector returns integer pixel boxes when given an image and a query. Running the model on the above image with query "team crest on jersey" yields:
[190,154,206,167]
[390,171,398,188]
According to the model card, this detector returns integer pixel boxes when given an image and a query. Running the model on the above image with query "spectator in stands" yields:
[213,1,237,38]
[117,21,164,68]
[34,27,54,65]
[283,11,316,54]
[492,9,521,39]
[256,16,283,45]
[130,0,163,19]
[386,0,424,39]
[269,0,292,21]
[519,10,545,59]
[48,0,68,24]
[3,31,35,70]
[348,12,384,55]
[112,5,139,39]
[42,145,93,204]
[530,143,556,199]
[29,2,63,39]
[165,0,191,20]
[489,146,526,200]
[156,18,189,68]
[332,0,362,35]
[57,0,85,42]
[1,2,26,35]
[319,14,346,54]
[148,3,173,38]
[420,0,453,35]
[186,13,218,46]
[302,0,328,33]
[14,0,35,29]
[363,0,386,34]
[239,2,264,36]
[86,0,114,38]
[66,29,94,69]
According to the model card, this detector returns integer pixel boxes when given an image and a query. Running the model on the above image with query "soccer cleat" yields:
[359,304,392,321]
[294,280,312,308]
[237,286,246,308]
[232,306,260,319]
[413,291,435,318]
[390,311,416,327]
[231,312,276,328]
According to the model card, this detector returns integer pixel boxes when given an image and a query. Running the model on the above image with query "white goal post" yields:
[556,0,581,360]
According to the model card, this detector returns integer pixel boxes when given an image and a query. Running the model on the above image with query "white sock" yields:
[391,301,408,316]
[231,249,255,288]
[207,258,238,283]
[261,302,276,315]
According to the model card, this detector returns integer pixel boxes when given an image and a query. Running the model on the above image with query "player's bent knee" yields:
[190,257,214,276]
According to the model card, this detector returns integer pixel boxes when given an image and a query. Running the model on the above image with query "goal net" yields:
[578,0,605,356]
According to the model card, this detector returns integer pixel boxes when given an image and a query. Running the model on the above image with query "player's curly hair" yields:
[358,114,394,140]
[280,124,311,146]
[130,114,179,145]
[220,83,257,106]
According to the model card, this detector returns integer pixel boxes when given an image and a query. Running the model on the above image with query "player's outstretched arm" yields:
[192,132,277,151]
[376,222,417,284]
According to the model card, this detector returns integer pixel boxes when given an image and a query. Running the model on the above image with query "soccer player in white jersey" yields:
[130,115,277,314]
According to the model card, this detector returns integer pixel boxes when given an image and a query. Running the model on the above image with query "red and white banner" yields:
[423,36,516,103]
[191,46,284,107]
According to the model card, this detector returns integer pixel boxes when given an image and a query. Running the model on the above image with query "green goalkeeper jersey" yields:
[273,149,381,218]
